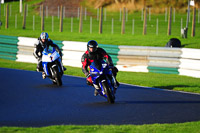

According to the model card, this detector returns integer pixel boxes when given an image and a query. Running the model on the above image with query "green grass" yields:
[118,71,200,94]
[1,121,200,133]
[1,1,200,48]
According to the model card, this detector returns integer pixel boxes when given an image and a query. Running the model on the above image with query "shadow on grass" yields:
[181,43,198,48]
[181,43,190,47]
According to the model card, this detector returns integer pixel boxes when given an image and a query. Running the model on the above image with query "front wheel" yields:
[52,66,62,86]
[102,81,115,104]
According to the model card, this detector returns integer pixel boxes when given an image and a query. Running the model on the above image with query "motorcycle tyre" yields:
[102,81,115,104]
[52,66,62,86]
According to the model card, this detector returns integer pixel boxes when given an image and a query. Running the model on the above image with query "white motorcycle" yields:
[42,47,64,86]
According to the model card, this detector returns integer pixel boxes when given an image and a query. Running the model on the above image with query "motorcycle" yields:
[42,47,64,86]
[90,60,117,103]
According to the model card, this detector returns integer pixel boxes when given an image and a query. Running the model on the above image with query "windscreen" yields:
[91,59,102,70]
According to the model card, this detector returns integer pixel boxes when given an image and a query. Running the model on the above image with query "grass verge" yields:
[1,121,200,133]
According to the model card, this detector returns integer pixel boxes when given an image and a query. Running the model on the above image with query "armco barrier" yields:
[62,41,87,67]
[1,35,200,78]
[179,48,200,78]
[117,46,181,74]
[99,44,119,64]
[0,35,18,60]
[116,46,200,78]
[17,37,38,63]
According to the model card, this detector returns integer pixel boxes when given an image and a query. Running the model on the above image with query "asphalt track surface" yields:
[0,68,200,127]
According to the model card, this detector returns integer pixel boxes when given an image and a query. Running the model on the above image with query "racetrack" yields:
[0,68,200,127]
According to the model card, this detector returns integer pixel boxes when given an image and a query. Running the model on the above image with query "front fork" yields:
[56,58,64,73]
[98,80,106,95]
[43,59,63,77]
[111,74,118,88]
[53,58,64,76]
[98,76,115,96]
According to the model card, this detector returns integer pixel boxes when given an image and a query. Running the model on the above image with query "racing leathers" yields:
[33,38,62,72]
[81,47,119,92]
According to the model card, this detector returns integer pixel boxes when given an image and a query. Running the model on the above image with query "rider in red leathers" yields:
[81,40,119,96]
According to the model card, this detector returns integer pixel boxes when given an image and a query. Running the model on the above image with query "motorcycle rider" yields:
[33,32,66,78]
[81,40,119,96]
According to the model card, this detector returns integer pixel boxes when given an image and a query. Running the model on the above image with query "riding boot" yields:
[93,84,100,96]
[36,60,43,72]
[63,66,67,71]
[113,76,119,94]
[42,72,46,79]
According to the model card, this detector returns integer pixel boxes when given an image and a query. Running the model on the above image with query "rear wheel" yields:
[52,66,62,86]
[102,81,115,104]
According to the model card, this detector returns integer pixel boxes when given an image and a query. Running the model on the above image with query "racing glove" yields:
[86,74,93,86]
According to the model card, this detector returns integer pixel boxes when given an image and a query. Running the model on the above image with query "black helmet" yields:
[87,40,98,54]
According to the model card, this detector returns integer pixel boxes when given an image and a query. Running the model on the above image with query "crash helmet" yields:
[40,32,49,45]
[87,40,98,54]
